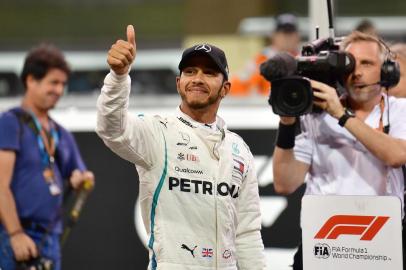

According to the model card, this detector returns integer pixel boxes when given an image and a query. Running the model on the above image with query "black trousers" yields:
[292,226,405,270]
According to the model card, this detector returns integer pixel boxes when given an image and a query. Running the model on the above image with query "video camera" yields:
[260,0,355,116]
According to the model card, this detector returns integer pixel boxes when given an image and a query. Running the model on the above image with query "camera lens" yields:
[274,78,312,115]
[281,87,304,108]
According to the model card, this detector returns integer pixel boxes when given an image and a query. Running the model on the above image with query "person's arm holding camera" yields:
[272,115,310,194]
[0,150,38,262]
[311,79,406,167]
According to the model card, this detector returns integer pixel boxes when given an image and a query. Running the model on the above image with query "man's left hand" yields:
[69,169,95,190]
[311,80,345,119]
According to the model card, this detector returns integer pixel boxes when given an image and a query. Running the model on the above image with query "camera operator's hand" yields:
[10,232,38,261]
[311,80,345,119]
[280,116,296,125]
[107,25,136,75]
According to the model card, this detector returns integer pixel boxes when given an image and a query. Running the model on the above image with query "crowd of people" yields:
[0,14,405,270]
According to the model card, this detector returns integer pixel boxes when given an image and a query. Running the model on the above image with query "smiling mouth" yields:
[187,87,208,93]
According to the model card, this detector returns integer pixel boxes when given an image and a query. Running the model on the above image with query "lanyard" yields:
[343,95,385,132]
[29,112,59,168]
[376,96,385,133]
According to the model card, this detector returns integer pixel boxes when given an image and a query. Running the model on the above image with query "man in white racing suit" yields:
[96,25,266,270]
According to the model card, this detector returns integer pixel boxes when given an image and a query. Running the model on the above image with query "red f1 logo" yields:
[315,215,389,241]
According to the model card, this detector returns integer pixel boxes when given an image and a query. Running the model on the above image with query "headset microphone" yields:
[356,81,382,88]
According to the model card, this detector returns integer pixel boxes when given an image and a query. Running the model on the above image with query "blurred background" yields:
[1,0,406,269]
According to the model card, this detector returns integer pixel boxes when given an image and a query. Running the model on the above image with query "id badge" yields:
[43,168,54,184]
[49,183,61,196]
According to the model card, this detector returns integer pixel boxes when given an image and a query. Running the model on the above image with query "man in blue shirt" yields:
[0,44,94,270]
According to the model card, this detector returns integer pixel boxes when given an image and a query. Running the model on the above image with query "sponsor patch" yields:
[202,248,213,258]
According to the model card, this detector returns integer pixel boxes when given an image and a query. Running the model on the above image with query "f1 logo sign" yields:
[315,215,389,241]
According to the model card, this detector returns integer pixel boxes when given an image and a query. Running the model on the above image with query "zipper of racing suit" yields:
[214,164,219,269]
[213,142,220,269]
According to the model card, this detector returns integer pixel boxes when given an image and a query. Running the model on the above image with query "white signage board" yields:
[302,195,403,270]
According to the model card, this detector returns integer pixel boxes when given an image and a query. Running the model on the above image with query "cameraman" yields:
[272,31,406,269]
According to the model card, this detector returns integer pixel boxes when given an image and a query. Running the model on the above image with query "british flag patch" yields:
[202,248,213,258]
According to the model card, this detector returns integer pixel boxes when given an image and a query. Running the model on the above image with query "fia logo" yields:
[314,243,331,259]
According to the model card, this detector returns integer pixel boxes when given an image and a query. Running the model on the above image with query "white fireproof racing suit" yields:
[96,72,266,270]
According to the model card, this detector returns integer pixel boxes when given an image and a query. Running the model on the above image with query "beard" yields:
[346,84,381,103]
[180,85,223,109]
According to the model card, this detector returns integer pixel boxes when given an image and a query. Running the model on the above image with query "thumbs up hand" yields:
[107,25,136,75]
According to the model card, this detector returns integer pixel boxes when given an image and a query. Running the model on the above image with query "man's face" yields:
[272,31,300,54]
[176,55,230,110]
[27,68,67,111]
[345,41,383,103]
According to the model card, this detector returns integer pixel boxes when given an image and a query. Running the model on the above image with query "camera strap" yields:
[10,108,66,256]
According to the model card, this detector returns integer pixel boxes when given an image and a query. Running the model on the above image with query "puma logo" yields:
[181,244,197,258]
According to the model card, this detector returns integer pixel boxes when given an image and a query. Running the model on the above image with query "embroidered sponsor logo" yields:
[186,154,199,162]
[177,153,185,161]
[177,153,199,162]
[181,244,197,258]
[175,166,204,175]
[202,248,213,258]
[233,158,245,176]
[222,249,232,259]
[159,120,168,128]
[169,177,240,198]
[194,44,212,53]
[232,143,240,155]
[177,132,190,146]
[178,117,195,128]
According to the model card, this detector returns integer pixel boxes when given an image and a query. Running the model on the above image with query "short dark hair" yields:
[21,43,70,88]
[355,19,376,34]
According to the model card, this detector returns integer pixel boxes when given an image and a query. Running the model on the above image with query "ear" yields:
[26,74,37,90]
[220,81,231,98]
[176,76,181,94]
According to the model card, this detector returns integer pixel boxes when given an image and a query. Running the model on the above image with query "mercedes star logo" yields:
[194,44,212,52]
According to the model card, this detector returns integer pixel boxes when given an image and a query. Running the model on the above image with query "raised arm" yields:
[96,25,161,168]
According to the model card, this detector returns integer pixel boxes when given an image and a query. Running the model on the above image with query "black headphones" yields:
[379,39,400,89]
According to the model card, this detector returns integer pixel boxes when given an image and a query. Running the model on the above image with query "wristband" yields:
[8,229,24,238]
[275,122,296,149]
